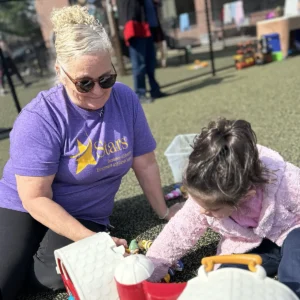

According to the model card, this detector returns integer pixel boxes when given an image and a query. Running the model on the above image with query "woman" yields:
[0,6,181,299]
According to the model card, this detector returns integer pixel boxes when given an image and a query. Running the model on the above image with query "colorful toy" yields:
[162,273,171,283]
[173,184,182,189]
[114,254,298,300]
[138,240,153,251]
[168,268,176,277]
[173,259,184,272]
[272,51,284,61]
[165,188,182,201]
[234,55,255,70]
[234,40,257,70]
[255,37,273,65]
[128,239,140,254]
[188,59,208,70]
[55,235,298,300]
[55,232,125,300]
[164,184,187,201]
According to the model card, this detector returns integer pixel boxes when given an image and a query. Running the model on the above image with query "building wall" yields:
[175,0,195,15]
[194,0,213,37]
[161,0,179,19]
[35,0,69,48]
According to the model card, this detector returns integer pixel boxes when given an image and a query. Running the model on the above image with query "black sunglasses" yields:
[61,64,117,93]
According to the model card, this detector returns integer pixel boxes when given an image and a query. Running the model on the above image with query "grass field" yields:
[1,53,300,299]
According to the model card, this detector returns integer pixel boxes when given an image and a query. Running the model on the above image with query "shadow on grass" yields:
[165,45,237,68]
[165,73,239,96]
[159,65,235,91]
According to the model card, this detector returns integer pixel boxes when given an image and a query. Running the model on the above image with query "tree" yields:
[0,0,42,39]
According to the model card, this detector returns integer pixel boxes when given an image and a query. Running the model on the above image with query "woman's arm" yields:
[16,174,96,242]
[132,151,183,220]
[17,174,128,247]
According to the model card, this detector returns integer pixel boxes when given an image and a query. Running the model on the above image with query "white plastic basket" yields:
[164,134,197,183]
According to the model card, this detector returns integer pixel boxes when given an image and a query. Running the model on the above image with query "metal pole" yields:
[0,47,22,113]
[221,19,226,49]
[204,0,216,76]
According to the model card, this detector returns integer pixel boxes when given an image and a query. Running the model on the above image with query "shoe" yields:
[152,92,169,99]
[139,95,153,104]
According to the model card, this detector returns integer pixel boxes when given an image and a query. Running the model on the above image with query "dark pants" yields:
[129,36,161,98]
[0,207,107,300]
[220,228,300,298]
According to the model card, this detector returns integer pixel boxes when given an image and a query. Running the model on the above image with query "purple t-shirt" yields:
[0,82,156,225]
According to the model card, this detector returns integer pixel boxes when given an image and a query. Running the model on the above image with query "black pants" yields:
[220,231,300,298]
[219,238,281,276]
[0,207,107,300]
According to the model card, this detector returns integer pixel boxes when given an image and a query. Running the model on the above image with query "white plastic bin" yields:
[164,134,197,183]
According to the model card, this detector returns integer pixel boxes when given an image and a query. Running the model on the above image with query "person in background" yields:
[117,0,167,103]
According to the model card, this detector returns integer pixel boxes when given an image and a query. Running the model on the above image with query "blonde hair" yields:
[51,5,112,67]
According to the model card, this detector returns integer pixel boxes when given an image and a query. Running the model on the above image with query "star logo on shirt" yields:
[70,139,97,174]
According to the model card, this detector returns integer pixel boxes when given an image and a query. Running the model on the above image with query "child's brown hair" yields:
[183,118,271,208]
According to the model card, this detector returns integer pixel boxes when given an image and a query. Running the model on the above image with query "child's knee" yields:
[283,228,300,248]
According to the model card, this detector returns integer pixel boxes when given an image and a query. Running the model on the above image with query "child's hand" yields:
[166,202,185,220]
[111,237,128,248]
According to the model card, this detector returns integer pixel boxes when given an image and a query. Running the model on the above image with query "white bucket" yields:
[164,134,197,183]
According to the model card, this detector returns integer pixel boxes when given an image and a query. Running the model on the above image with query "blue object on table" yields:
[68,295,75,300]
[179,13,190,32]
[263,33,281,52]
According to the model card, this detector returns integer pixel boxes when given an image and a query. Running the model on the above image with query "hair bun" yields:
[214,118,233,136]
[51,5,98,33]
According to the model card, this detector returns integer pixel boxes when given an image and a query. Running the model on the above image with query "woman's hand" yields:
[111,237,128,248]
[133,152,182,220]
[165,202,185,220]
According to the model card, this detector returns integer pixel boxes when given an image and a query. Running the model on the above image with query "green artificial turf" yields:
[1,53,300,299]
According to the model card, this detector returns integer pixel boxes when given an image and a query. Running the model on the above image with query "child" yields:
[146,118,300,297]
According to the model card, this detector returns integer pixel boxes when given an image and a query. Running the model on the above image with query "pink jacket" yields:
[147,145,300,281]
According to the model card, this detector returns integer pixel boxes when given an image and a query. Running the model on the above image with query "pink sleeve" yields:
[146,198,207,281]
[276,162,300,213]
